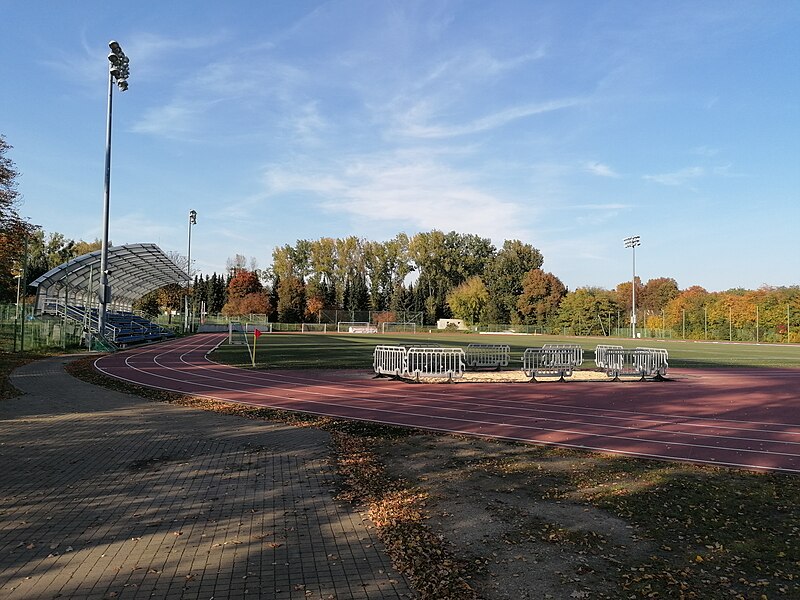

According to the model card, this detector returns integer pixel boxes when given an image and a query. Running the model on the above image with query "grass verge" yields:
[213,331,800,370]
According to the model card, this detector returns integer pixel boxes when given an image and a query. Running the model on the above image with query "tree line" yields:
[265,233,549,325]
[131,232,554,326]
[2,134,798,342]
[178,235,800,343]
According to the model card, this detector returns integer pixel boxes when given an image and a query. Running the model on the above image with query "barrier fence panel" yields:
[372,342,666,383]
[402,343,442,349]
[522,348,562,379]
[406,347,465,380]
[521,344,584,380]
[603,348,669,379]
[465,343,510,368]
[541,344,584,367]
[635,347,669,378]
[373,345,408,377]
[604,349,643,379]
[595,344,624,369]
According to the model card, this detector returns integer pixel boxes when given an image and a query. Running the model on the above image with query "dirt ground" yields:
[377,434,652,599]
[419,369,647,384]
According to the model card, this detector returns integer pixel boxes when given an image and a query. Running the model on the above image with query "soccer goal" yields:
[228,322,247,345]
[381,322,417,334]
[301,323,328,333]
[337,321,378,334]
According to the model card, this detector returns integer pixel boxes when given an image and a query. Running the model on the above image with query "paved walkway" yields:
[0,356,413,599]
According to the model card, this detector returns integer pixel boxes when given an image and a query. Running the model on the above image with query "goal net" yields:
[228,322,247,345]
[381,322,417,334]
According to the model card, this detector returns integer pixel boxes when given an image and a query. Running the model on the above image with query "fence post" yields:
[19,234,28,353]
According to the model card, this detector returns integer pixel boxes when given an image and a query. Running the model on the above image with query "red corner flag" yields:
[251,328,262,367]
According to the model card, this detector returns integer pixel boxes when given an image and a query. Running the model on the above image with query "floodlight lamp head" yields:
[108,52,120,65]
[110,66,128,81]
[623,235,641,248]
[109,40,121,53]
[117,80,129,92]
[189,210,197,224]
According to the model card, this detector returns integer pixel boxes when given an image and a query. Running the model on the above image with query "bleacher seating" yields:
[41,300,175,348]
[104,310,175,346]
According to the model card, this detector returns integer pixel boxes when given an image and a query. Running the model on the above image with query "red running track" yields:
[95,333,800,474]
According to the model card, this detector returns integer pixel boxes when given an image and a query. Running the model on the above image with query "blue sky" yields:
[1,0,798,292]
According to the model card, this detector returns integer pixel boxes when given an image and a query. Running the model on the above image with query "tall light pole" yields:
[623,235,641,339]
[184,210,197,332]
[98,40,130,338]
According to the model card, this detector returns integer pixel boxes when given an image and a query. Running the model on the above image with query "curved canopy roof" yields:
[31,243,188,309]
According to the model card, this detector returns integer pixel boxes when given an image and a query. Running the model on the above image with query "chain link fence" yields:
[0,304,84,352]
[4,303,796,353]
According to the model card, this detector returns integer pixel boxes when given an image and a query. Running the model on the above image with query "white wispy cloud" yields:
[290,101,329,144]
[562,203,629,210]
[398,98,584,139]
[82,211,178,246]
[186,59,306,102]
[131,54,309,140]
[259,153,533,242]
[131,99,211,139]
[126,32,229,63]
[584,162,620,178]
[42,31,227,87]
[643,166,704,186]
[691,146,719,157]
[415,47,547,90]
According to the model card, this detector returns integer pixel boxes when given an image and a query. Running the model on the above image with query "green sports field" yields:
[212,331,800,370]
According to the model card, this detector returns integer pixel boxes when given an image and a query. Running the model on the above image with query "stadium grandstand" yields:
[30,243,187,350]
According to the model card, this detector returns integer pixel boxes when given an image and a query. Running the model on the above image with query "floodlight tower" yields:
[98,40,130,337]
[623,235,641,339]
[184,210,197,332]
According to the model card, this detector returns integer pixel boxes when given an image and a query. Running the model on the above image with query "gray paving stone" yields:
[1,355,413,599]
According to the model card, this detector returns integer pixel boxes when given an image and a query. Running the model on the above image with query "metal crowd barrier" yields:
[635,347,669,378]
[595,344,624,369]
[402,343,442,349]
[374,342,667,383]
[373,345,408,377]
[465,343,510,369]
[603,347,669,379]
[407,347,465,381]
[373,345,465,381]
[522,344,584,380]
[542,343,584,365]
